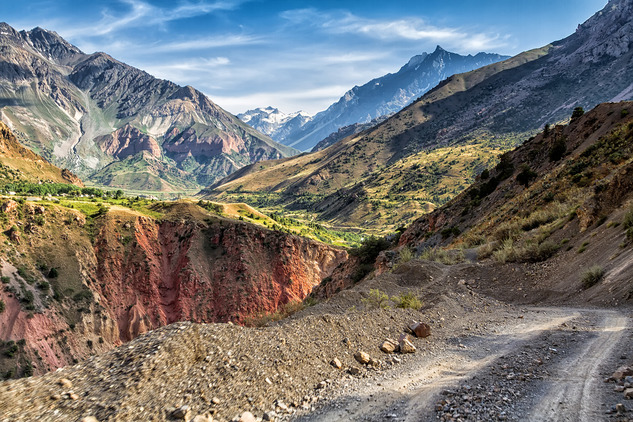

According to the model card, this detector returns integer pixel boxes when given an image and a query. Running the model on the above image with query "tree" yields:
[571,107,585,121]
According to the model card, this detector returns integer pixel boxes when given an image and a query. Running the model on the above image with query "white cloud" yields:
[152,35,264,52]
[281,8,510,52]
[61,0,251,38]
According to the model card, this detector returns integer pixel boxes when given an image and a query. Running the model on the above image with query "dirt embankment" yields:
[0,202,347,375]
[94,208,348,342]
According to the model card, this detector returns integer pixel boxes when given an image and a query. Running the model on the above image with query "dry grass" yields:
[419,247,465,265]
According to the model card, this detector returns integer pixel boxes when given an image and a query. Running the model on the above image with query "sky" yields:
[3,0,608,115]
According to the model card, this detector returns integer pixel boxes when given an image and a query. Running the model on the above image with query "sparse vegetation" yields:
[420,247,464,265]
[362,289,390,309]
[581,265,605,289]
[243,300,305,327]
[392,291,422,310]
[398,247,414,264]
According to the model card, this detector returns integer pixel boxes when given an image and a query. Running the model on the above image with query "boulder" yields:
[172,405,191,420]
[409,322,431,338]
[380,339,399,354]
[330,358,342,369]
[354,351,371,365]
[399,333,416,354]
[613,366,633,381]
[624,388,633,400]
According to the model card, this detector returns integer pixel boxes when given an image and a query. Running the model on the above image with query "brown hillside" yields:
[0,122,82,185]
[398,101,633,305]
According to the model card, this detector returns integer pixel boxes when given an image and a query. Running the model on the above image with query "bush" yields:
[392,292,422,310]
[571,107,585,121]
[0,299,4,313]
[1,276,9,284]
[351,236,390,264]
[624,208,633,241]
[420,247,465,265]
[362,289,390,309]
[47,268,59,278]
[549,138,567,162]
[398,247,414,264]
[581,266,605,289]
[516,165,537,187]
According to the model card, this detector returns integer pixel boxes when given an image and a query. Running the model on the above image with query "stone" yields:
[409,322,431,338]
[615,386,626,392]
[239,411,256,422]
[81,418,99,422]
[349,367,361,375]
[263,411,277,421]
[276,401,289,412]
[612,366,633,381]
[58,378,73,389]
[211,397,221,405]
[624,388,633,399]
[354,351,371,365]
[50,394,61,400]
[330,358,342,369]
[69,392,80,400]
[398,333,416,353]
[172,405,191,420]
[616,403,626,413]
[380,339,398,354]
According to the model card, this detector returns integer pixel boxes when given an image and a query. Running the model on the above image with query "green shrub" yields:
[1,276,9,284]
[578,241,589,253]
[549,138,567,162]
[0,299,5,313]
[350,236,390,264]
[516,165,537,187]
[47,268,59,278]
[581,266,605,289]
[571,106,585,121]
[392,292,422,310]
[398,247,414,264]
[362,289,390,309]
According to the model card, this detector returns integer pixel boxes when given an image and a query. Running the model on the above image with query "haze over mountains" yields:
[240,47,509,152]
[207,0,633,231]
[0,23,297,192]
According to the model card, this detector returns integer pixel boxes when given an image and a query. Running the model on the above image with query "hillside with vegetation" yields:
[204,0,633,233]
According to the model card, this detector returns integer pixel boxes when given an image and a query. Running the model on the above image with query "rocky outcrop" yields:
[93,208,347,340]
[95,125,161,159]
[0,201,347,375]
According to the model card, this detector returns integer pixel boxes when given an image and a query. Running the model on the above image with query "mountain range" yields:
[240,47,509,152]
[205,0,633,231]
[0,23,296,192]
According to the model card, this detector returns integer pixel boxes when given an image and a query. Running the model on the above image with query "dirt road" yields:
[295,307,631,422]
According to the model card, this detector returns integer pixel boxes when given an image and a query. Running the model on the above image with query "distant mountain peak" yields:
[271,46,509,151]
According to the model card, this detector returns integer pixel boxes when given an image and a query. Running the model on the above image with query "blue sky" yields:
[3,0,607,114]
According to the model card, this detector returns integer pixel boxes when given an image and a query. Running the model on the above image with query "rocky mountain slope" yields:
[394,101,633,303]
[238,107,312,142]
[204,0,633,232]
[0,23,296,191]
[0,121,82,186]
[272,46,508,151]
